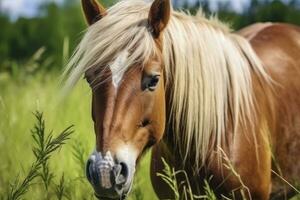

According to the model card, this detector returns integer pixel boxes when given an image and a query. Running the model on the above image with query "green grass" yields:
[0,72,157,200]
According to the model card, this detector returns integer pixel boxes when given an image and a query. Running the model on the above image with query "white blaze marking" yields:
[116,145,138,165]
[115,145,138,186]
[109,51,129,89]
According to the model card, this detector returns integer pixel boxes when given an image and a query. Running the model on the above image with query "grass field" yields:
[0,72,158,200]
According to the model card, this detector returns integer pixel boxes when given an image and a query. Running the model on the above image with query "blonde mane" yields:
[64,0,270,168]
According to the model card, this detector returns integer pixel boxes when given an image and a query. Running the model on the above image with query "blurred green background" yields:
[0,0,299,199]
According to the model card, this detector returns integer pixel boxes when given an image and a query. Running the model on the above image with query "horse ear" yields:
[148,0,171,38]
[81,0,106,25]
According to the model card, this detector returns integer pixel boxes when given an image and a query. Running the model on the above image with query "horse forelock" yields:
[63,0,271,170]
[63,0,158,91]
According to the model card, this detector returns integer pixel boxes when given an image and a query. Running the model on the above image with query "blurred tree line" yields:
[0,0,299,74]
[208,0,300,30]
[0,1,83,73]
[0,0,115,75]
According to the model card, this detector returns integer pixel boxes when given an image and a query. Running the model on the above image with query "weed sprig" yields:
[7,111,73,200]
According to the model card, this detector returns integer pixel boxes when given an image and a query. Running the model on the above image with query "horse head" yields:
[81,0,171,198]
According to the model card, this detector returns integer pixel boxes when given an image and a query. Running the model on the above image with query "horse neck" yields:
[160,16,272,168]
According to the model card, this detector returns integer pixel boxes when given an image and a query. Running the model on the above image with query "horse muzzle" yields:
[86,151,135,200]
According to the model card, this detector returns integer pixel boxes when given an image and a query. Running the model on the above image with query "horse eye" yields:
[142,75,160,91]
[148,76,159,89]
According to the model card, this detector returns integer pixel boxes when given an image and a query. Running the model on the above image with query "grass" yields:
[156,158,214,200]
[6,111,73,200]
[0,72,157,200]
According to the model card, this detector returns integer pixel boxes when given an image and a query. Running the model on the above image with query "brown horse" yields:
[63,0,300,199]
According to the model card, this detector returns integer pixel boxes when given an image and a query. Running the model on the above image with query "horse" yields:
[63,0,300,199]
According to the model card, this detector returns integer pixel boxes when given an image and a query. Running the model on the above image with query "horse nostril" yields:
[86,156,101,187]
[86,158,94,184]
[120,162,129,179]
[114,162,129,186]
